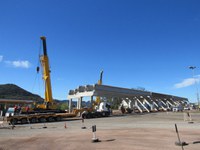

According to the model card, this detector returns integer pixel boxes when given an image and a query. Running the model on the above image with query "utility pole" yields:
[189,66,200,110]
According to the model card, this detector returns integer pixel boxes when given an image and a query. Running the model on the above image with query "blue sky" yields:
[0,0,200,102]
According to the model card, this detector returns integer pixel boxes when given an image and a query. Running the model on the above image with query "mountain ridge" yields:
[0,84,43,101]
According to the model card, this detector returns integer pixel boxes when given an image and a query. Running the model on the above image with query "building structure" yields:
[67,84,188,113]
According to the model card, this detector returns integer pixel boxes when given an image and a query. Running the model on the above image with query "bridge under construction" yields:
[67,84,188,113]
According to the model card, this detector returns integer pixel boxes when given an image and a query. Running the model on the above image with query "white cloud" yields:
[5,60,31,69]
[174,76,200,88]
[0,55,3,62]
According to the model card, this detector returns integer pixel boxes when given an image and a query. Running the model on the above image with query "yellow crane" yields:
[5,37,112,124]
[37,36,56,109]
[93,70,103,107]
[98,70,103,85]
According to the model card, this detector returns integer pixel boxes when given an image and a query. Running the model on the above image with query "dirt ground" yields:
[1,111,200,150]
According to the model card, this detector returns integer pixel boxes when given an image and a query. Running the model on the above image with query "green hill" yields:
[0,84,43,101]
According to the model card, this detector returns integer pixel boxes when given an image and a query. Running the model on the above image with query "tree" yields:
[106,97,122,109]
[57,103,68,111]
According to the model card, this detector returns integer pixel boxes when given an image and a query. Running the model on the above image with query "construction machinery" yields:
[5,106,89,124]
[94,70,112,113]
[81,71,112,118]
[93,70,103,108]
[36,36,56,110]
[5,36,80,124]
[5,37,111,124]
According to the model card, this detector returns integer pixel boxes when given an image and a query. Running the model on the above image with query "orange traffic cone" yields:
[64,122,67,129]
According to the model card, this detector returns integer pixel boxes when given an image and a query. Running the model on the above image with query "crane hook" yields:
[36,66,40,73]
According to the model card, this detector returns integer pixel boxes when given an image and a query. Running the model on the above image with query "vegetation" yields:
[106,97,122,109]
[57,102,68,111]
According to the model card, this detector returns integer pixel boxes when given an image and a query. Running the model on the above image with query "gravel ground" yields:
[0,111,200,150]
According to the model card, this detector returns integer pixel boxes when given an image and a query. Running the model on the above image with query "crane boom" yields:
[39,36,53,109]
[95,70,103,105]
[98,70,103,85]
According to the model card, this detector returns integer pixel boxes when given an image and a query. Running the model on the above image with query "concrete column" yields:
[78,97,82,109]
[4,103,7,110]
[80,97,83,108]
[135,99,138,106]
[69,99,72,113]
[77,98,79,109]
[90,96,93,108]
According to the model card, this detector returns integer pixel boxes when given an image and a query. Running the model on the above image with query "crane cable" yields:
[32,39,42,98]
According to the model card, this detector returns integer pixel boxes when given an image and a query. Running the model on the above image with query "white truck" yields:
[81,102,112,119]
[172,105,183,112]
[5,107,15,117]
